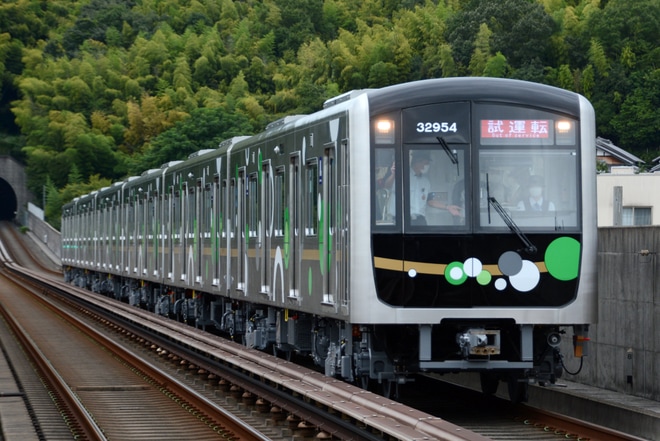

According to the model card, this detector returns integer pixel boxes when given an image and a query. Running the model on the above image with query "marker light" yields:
[556,120,572,133]
[374,119,395,144]
[555,119,576,145]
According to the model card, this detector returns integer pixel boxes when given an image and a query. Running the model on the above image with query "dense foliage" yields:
[1,0,659,227]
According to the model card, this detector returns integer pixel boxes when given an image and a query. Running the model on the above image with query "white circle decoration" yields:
[463,257,482,277]
[509,260,540,292]
[495,278,507,290]
[449,266,464,280]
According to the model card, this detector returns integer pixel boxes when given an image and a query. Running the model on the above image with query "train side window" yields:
[375,148,397,225]
[186,183,195,239]
[230,178,237,240]
[221,179,228,238]
[305,158,318,236]
[248,173,259,238]
[173,189,181,242]
[237,169,246,290]
[274,167,285,237]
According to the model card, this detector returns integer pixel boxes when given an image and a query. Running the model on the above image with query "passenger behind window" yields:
[409,151,462,226]
[517,175,555,211]
[376,160,396,223]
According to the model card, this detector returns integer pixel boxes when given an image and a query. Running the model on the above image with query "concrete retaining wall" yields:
[566,226,659,401]
[25,204,61,259]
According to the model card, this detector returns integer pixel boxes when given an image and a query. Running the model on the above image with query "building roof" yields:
[650,155,660,172]
[596,137,644,167]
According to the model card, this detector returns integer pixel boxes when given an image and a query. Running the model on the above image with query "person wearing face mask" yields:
[517,175,555,212]
[409,151,462,226]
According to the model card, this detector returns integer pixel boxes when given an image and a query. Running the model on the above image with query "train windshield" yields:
[375,146,468,229]
[476,104,579,231]
[372,102,580,232]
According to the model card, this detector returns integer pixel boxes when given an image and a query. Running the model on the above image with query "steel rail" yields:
[2,267,269,441]
[0,280,106,440]
[12,261,487,441]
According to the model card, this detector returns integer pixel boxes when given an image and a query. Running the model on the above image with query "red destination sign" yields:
[481,120,550,139]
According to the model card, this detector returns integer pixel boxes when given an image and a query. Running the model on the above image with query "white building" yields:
[597,167,660,226]
[594,137,659,227]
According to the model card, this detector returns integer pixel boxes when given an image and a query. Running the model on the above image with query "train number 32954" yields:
[416,122,458,133]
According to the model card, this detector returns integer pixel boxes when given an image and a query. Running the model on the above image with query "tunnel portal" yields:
[0,177,17,220]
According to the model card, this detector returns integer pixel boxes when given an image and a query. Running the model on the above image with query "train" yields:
[62,77,597,401]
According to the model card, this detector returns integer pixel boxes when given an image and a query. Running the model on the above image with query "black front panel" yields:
[373,233,581,308]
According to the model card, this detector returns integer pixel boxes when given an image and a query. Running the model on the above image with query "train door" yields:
[167,186,175,281]
[159,188,172,279]
[211,176,220,287]
[99,197,105,270]
[248,172,259,292]
[185,181,196,285]
[92,196,99,269]
[128,190,136,275]
[273,166,286,297]
[227,176,236,293]
[153,189,159,278]
[261,161,272,295]
[111,197,118,271]
[338,139,350,310]
[236,167,246,292]
[101,200,112,271]
[321,144,336,304]
[196,178,204,285]
[146,191,154,278]
[138,190,146,277]
[121,188,128,274]
[289,154,301,297]
[173,182,184,282]
[220,176,229,292]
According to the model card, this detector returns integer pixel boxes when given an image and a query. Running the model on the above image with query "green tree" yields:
[611,70,660,152]
[468,23,493,76]
[273,0,323,57]
[129,106,253,173]
[483,52,509,78]
[59,174,113,208]
[44,176,62,228]
[446,0,555,73]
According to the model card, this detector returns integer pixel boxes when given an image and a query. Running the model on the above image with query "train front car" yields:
[357,78,597,401]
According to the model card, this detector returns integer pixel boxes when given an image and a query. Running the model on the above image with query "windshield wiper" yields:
[437,136,459,175]
[486,175,537,254]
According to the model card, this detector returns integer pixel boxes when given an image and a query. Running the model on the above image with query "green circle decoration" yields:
[476,270,492,286]
[445,261,467,285]
[545,237,581,281]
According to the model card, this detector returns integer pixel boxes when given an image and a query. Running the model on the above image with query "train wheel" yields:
[276,348,293,361]
[381,381,398,400]
[479,372,499,395]
[507,374,529,403]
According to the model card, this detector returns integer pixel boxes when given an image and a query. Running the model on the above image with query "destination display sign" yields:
[481,119,550,139]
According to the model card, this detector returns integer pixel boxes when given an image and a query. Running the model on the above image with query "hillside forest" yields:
[0,0,659,228]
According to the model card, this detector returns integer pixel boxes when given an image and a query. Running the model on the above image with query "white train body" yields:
[62,78,597,399]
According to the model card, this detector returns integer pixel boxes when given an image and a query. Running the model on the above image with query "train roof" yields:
[365,77,582,116]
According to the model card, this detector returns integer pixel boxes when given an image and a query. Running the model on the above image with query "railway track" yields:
[1,223,484,440]
[398,374,645,441]
[0,222,645,440]
[0,245,267,439]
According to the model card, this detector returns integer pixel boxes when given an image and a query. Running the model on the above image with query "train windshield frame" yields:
[372,101,581,234]
[475,103,581,233]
